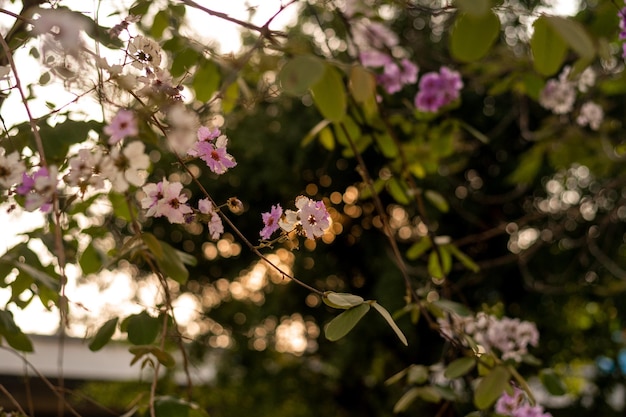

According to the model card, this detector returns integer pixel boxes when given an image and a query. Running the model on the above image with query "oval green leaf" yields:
[310,65,347,122]
[540,369,566,396]
[530,16,568,76]
[349,65,376,103]
[456,0,491,17]
[450,12,500,62]
[279,55,325,96]
[444,357,476,379]
[89,317,119,351]
[546,16,595,61]
[126,311,160,345]
[325,303,370,341]
[473,366,510,409]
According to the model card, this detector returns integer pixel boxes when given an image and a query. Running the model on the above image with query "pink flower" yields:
[414,67,463,113]
[495,388,525,416]
[198,198,223,240]
[141,179,192,224]
[188,135,237,175]
[104,109,138,145]
[197,126,221,142]
[295,196,330,239]
[18,166,58,212]
[260,204,283,240]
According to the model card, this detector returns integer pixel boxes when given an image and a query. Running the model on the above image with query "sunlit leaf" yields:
[431,299,472,317]
[325,303,370,341]
[150,9,169,39]
[393,387,420,413]
[193,60,220,102]
[301,119,331,147]
[319,126,336,151]
[349,65,376,103]
[407,365,429,384]
[546,16,595,61]
[406,237,432,260]
[473,366,510,409]
[371,301,408,346]
[279,55,325,96]
[310,65,347,122]
[323,292,364,309]
[425,190,449,213]
[448,244,480,273]
[428,251,444,279]
[387,177,411,205]
[450,12,500,62]
[79,243,102,275]
[89,317,119,351]
[456,0,491,17]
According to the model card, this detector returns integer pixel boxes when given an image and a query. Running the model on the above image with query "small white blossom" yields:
[0,149,26,188]
[576,101,603,131]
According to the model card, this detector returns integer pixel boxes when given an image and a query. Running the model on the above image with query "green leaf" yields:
[393,387,421,413]
[375,133,398,158]
[144,235,190,284]
[530,16,568,76]
[323,292,364,309]
[79,243,102,275]
[325,303,370,342]
[89,317,119,351]
[108,192,132,222]
[540,369,566,396]
[279,55,325,96]
[387,177,411,205]
[450,12,500,62]
[428,251,444,279]
[0,310,33,352]
[407,365,429,384]
[371,301,408,346]
[126,311,160,345]
[444,357,476,379]
[34,120,102,165]
[415,386,442,403]
[424,190,449,213]
[473,366,510,409]
[193,60,220,102]
[456,0,491,17]
[221,81,239,114]
[407,237,432,260]
[507,143,546,185]
[349,65,376,103]
[319,127,336,151]
[546,16,595,61]
[310,65,347,122]
[448,244,480,272]
[301,119,331,147]
[150,9,169,39]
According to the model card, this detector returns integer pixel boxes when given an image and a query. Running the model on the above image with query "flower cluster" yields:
[17,166,58,212]
[360,51,418,94]
[576,101,603,131]
[187,126,237,175]
[104,109,138,145]
[438,312,539,362]
[141,178,193,224]
[414,67,463,113]
[495,388,552,417]
[260,196,330,241]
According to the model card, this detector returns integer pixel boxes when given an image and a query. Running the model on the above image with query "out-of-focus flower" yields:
[576,101,603,130]
[107,141,150,192]
[198,198,223,240]
[104,109,138,145]
[260,204,283,240]
[129,35,162,69]
[32,8,87,54]
[414,66,463,112]
[539,68,576,115]
[0,149,26,189]
[17,166,58,212]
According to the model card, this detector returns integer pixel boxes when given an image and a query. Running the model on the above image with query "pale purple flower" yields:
[260,204,283,240]
[141,180,166,217]
[188,134,236,175]
[512,404,552,417]
[359,51,418,94]
[495,388,525,416]
[415,67,463,113]
[107,141,150,192]
[104,109,138,145]
[198,198,223,240]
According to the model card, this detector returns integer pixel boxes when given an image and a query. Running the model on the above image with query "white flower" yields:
[32,8,87,53]
[128,35,162,69]
[577,67,596,93]
[539,78,576,115]
[107,141,150,192]
[0,149,26,188]
[576,101,603,131]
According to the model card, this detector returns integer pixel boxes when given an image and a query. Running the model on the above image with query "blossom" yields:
[414,67,463,113]
[198,198,224,240]
[107,141,150,192]
[140,179,192,224]
[197,126,221,142]
[32,8,87,54]
[297,196,331,239]
[495,389,552,417]
[539,68,576,115]
[260,204,283,240]
[129,35,162,69]
[576,101,603,130]
[359,52,418,94]
[17,166,58,212]
[188,134,237,175]
[65,148,112,191]
[104,109,138,145]
[0,149,26,189]
[619,6,626,57]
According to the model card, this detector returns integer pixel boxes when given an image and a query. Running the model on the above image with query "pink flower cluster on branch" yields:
[260,196,330,241]
[360,51,418,95]
[187,126,237,175]
[495,388,552,417]
[414,66,463,113]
